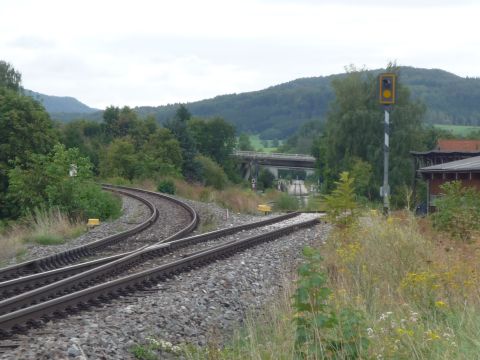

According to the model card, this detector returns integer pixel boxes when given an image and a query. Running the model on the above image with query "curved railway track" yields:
[0,213,321,338]
[0,185,198,282]
[0,212,299,302]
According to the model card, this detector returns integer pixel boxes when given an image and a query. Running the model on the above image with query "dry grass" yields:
[0,208,85,264]
[105,177,291,215]
[162,178,263,214]
[24,208,85,245]
[0,229,25,263]
[319,211,480,358]
[179,211,480,359]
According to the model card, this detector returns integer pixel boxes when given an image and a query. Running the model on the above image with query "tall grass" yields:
[135,178,263,214]
[181,211,480,359]
[24,208,85,245]
[0,208,85,264]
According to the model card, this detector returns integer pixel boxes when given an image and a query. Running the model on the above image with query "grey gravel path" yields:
[2,216,329,359]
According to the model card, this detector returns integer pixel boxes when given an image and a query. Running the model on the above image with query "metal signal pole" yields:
[379,73,396,215]
[383,107,390,214]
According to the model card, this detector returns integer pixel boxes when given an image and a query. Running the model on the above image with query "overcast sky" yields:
[1,0,479,109]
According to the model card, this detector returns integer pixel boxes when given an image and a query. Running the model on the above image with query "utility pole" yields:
[379,73,396,215]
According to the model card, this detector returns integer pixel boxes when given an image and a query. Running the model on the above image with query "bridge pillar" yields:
[306,169,315,177]
[263,166,278,179]
[244,165,250,180]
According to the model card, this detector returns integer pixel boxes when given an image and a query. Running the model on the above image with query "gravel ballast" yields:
[1,191,330,359]
[2,225,328,359]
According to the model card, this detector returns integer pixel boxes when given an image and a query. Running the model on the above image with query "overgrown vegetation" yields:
[0,207,86,263]
[433,181,480,242]
[323,172,357,226]
[157,179,176,195]
[178,172,480,359]
[7,144,121,220]
[274,193,299,211]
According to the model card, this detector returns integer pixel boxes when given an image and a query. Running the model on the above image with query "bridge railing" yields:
[233,150,315,161]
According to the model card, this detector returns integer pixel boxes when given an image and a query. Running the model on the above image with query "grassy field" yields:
[434,124,480,137]
[248,135,282,153]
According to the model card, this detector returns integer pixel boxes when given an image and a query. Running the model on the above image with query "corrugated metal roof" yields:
[437,139,480,151]
[419,155,480,173]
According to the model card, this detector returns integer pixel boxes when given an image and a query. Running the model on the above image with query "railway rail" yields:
[0,185,197,282]
[0,215,321,338]
[0,211,299,310]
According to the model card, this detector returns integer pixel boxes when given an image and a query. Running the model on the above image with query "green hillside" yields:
[133,75,335,139]
[433,124,480,137]
[42,67,480,138]
[132,67,480,138]
[25,90,98,114]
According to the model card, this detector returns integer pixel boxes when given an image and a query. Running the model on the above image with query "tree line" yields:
[0,61,238,223]
[2,59,466,218]
[54,66,479,140]
[282,64,448,206]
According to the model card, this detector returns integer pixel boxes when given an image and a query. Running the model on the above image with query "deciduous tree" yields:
[0,87,57,217]
[0,61,22,92]
[319,64,427,202]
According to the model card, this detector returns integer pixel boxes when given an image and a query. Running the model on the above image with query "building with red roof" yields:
[436,139,480,152]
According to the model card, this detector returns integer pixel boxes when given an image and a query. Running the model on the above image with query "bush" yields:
[433,181,480,241]
[274,193,299,211]
[7,145,122,220]
[72,182,122,220]
[293,247,369,358]
[157,179,176,195]
[257,169,276,190]
[195,155,228,190]
[323,171,357,226]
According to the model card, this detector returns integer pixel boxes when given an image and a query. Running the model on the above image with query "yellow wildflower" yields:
[426,330,441,341]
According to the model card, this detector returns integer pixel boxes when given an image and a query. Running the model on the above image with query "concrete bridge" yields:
[233,150,316,179]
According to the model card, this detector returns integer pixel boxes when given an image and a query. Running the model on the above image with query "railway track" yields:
[0,211,300,310]
[0,213,322,338]
[0,185,198,282]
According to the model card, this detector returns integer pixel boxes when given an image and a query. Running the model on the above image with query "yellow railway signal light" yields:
[379,73,396,105]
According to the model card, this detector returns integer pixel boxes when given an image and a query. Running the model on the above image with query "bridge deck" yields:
[234,150,315,163]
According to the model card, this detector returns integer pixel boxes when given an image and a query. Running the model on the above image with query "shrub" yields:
[157,179,176,195]
[71,182,122,220]
[195,155,229,190]
[257,169,276,190]
[293,247,369,358]
[274,193,299,211]
[323,171,357,226]
[7,144,121,221]
[433,181,480,242]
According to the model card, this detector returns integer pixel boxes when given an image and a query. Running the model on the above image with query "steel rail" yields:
[0,212,298,310]
[0,217,320,337]
[0,184,198,282]
[0,188,159,282]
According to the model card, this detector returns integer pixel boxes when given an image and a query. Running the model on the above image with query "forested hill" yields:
[38,67,480,138]
[133,66,480,138]
[24,90,98,119]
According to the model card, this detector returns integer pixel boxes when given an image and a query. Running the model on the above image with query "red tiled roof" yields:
[437,139,480,152]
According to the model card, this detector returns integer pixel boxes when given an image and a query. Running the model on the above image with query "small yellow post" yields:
[87,218,100,228]
[257,204,271,215]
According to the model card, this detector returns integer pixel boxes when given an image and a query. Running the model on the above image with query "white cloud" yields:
[0,0,479,108]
